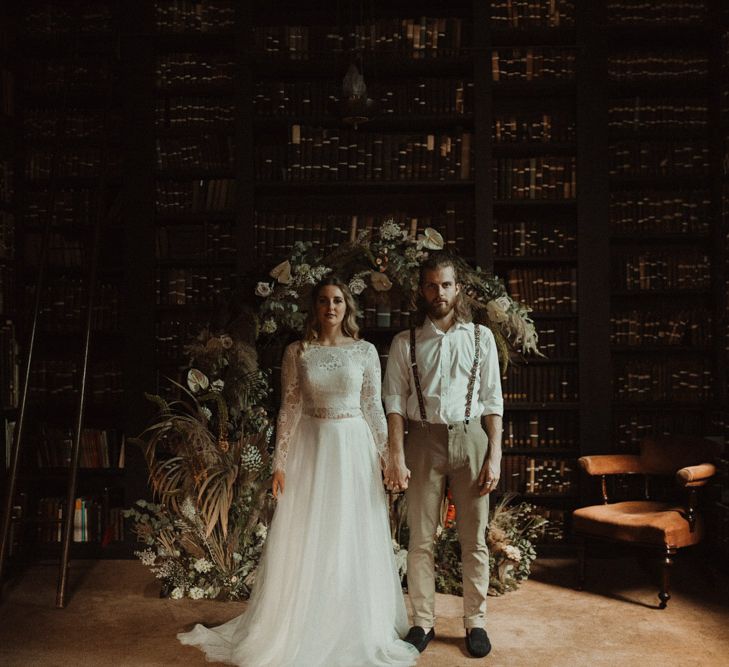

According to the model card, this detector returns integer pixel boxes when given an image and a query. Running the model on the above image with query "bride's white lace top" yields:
[273,339,388,472]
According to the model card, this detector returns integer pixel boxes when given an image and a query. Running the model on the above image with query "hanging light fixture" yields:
[339,58,376,129]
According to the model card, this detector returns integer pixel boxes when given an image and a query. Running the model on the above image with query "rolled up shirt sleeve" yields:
[383,332,411,417]
[478,325,504,417]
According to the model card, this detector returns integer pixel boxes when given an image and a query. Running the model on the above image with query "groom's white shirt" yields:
[382,318,503,424]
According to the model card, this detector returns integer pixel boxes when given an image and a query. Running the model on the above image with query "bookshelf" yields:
[2,0,728,568]
[2,1,130,569]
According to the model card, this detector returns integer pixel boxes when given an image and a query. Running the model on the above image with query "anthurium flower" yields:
[269,260,292,285]
[187,368,209,393]
[370,271,393,291]
[418,227,445,250]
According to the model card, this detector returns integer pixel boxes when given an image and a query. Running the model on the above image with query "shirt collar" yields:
[422,317,471,337]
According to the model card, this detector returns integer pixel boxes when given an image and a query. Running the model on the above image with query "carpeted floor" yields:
[0,554,728,667]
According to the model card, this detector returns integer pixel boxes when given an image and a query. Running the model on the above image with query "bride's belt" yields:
[303,407,363,419]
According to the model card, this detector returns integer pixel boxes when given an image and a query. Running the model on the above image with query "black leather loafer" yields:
[466,627,492,658]
[403,626,435,653]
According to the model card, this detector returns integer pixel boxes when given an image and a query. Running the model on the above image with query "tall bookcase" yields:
[3,1,129,567]
[3,0,728,565]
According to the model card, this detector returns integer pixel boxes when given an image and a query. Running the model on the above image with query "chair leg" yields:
[577,535,586,590]
[658,546,676,609]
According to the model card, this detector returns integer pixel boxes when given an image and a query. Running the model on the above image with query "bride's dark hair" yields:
[302,275,360,347]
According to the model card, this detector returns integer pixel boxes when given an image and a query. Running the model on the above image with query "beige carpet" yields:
[0,555,728,667]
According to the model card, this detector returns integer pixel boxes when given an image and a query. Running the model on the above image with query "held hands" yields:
[272,470,285,499]
[383,457,411,494]
[478,458,500,496]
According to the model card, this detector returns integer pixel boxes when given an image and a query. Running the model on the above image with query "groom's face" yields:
[420,265,461,319]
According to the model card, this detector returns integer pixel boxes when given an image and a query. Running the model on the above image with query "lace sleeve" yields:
[273,343,302,473]
[360,342,388,467]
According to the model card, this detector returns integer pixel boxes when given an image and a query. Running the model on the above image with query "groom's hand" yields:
[478,460,500,496]
[384,458,411,493]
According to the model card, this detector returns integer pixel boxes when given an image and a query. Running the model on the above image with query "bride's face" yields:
[316,285,347,330]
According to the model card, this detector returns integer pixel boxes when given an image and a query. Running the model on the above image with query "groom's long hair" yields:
[302,275,360,348]
[414,254,472,326]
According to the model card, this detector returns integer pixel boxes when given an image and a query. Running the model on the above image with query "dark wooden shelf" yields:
[612,402,715,411]
[503,448,579,456]
[150,32,236,52]
[492,141,576,156]
[609,173,710,188]
[519,356,578,364]
[608,127,709,141]
[505,402,580,411]
[494,255,577,264]
[155,167,235,180]
[608,79,710,96]
[18,467,125,480]
[255,180,475,194]
[154,85,235,97]
[610,345,712,354]
[155,258,236,268]
[155,123,235,137]
[610,289,710,297]
[155,210,236,223]
[605,23,710,44]
[610,232,711,243]
[493,198,577,208]
[528,312,578,319]
[492,80,576,96]
[490,26,576,47]
[253,114,475,130]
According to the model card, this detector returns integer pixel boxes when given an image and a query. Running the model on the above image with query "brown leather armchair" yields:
[573,435,721,608]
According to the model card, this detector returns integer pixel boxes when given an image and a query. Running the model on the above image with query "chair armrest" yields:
[578,454,645,476]
[676,463,716,487]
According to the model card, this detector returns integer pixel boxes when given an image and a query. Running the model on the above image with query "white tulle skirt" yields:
[178,413,418,667]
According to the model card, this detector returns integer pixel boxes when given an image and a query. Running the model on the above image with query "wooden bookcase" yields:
[3,0,728,564]
[1,1,130,567]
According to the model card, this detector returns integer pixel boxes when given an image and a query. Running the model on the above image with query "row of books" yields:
[25,149,122,180]
[613,359,712,402]
[155,97,235,127]
[490,0,575,28]
[156,54,235,90]
[156,224,235,261]
[0,210,13,259]
[494,157,577,200]
[23,110,122,140]
[528,320,577,358]
[1,67,13,117]
[491,49,576,82]
[35,496,125,545]
[155,178,235,213]
[253,19,468,59]
[608,53,708,81]
[609,142,709,176]
[23,188,97,226]
[501,365,578,403]
[612,252,711,290]
[30,426,125,469]
[24,60,114,95]
[28,361,124,401]
[23,282,120,332]
[498,456,577,496]
[493,221,576,257]
[24,4,113,35]
[609,99,708,131]
[254,79,473,117]
[155,135,234,171]
[361,291,416,331]
[606,1,706,25]
[24,233,86,268]
[0,160,14,203]
[154,0,235,33]
[156,318,208,363]
[253,212,469,261]
[613,410,706,450]
[532,507,566,543]
[507,268,578,313]
[493,112,576,143]
[155,268,233,305]
[503,412,579,449]
[1,320,18,409]
[609,190,711,233]
[610,308,712,346]
[259,128,473,182]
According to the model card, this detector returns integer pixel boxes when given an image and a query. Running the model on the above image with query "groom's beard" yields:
[427,295,456,319]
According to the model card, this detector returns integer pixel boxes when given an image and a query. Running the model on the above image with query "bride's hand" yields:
[383,458,410,493]
[272,471,285,499]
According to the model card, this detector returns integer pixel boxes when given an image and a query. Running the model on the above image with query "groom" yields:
[383,254,503,659]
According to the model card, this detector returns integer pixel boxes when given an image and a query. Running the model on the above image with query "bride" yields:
[178,276,418,667]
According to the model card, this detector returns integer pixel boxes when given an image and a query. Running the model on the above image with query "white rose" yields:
[495,296,511,311]
[255,282,273,297]
[486,299,509,324]
[200,406,212,420]
[349,277,366,295]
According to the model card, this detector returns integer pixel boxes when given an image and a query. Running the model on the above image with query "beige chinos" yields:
[405,420,490,630]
